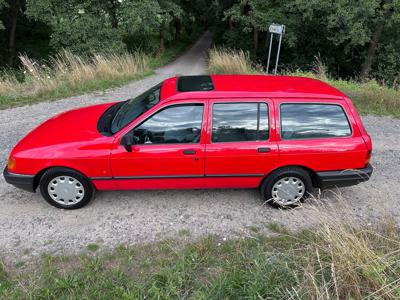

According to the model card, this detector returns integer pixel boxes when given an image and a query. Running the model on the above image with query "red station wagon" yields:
[4,75,373,209]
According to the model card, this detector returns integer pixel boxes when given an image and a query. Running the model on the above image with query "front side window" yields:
[212,102,269,143]
[280,103,351,140]
[132,104,204,144]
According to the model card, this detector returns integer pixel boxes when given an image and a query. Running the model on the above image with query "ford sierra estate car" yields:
[4,75,373,209]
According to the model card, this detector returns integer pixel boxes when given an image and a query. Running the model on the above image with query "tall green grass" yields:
[209,48,400,117]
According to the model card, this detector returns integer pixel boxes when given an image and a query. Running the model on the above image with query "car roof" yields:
[161,74,347,101]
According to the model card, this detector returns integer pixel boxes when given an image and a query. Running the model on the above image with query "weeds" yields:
[86,244,100,252]
[1,197,400,299]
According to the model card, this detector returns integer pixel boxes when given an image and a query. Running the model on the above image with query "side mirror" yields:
[121,134,134,152]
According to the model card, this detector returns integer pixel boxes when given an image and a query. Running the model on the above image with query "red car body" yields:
[4,75,373,204]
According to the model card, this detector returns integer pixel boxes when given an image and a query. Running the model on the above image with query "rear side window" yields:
[280,103,351,140]
[212,103,269,143]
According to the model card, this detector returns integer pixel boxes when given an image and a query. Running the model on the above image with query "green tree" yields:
[8,0,22,64]
[360,0,400,80]
[26,0,188,54]
[0,0,7,30]
[119,0,185,52]
[216,0,400,83]
[119,0,161,36]
[225,0,283,52]
[287,0,400,80]
[26,0,126,54]
[292,0,400,80]
[158,0,184,52]
[2,0,209,68]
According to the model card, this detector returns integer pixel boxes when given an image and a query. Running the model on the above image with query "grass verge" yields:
[208,48,256,74]
[208,48,400,118]
[0,34,200,110]
[1,214,400,299]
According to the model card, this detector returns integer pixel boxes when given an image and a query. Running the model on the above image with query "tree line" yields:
[1,0,400,84]
[0,0,211,66]
[212,0,400,84]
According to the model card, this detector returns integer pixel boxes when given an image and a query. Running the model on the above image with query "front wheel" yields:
[39,168,94,209]
[261,167,313,208]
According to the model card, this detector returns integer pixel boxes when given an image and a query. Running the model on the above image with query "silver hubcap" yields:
[271,176,305,206]
[47,176,85,206]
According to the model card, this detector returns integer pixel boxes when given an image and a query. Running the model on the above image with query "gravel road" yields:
[1,31,399,262]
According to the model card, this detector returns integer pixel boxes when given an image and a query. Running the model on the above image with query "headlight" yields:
[7,157,16,171]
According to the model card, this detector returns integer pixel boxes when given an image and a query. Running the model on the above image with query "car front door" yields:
[110,100,207,190]
[205,99,280,188]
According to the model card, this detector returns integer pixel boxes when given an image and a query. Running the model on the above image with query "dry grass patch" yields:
[0,51,150,108]
[208,47,256,74]
[293,221,400,299]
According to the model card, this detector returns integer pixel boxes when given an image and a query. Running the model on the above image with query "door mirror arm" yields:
[121,134,135,152]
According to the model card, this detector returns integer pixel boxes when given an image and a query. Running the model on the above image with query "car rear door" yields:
[110,100,208,190]
[205,99,279,188]
[276,98,368,171]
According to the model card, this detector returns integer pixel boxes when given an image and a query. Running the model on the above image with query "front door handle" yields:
[183,149,196,155]
[258,147,271,153]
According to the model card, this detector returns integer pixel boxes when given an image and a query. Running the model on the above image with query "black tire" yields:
[260,167,313,209]
[39,167,95,209]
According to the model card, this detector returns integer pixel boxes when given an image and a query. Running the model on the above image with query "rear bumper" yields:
[317,164,373,189]
[3,167,35,192]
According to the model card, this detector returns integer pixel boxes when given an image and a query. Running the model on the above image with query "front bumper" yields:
[3,167,35,192]
[316,164,373,189]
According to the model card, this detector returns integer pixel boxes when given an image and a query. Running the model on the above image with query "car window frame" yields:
[279,102,353,141]
[122,102,206,146]
[110,82,164,135]
[210,101,271,144]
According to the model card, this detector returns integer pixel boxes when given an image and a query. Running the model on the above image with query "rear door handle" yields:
[183,149,196,155]
[258,147,271,153]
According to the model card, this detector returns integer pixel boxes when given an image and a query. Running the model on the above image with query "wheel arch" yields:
[259,165,320,189]
[33,166,92,191]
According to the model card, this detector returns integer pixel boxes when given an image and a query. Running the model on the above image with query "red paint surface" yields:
[8,75,372,191]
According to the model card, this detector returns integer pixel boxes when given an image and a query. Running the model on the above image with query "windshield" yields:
[111,82,163,134]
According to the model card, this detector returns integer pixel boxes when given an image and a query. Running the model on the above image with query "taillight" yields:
[365,150,372,167]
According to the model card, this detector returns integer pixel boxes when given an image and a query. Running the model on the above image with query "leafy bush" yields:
[48,15,127,55]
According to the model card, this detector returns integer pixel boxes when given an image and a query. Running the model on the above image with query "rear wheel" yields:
[39,168,94,209]
[261,167,313,208]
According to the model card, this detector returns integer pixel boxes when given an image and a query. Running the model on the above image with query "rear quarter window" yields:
[280,103,352,140]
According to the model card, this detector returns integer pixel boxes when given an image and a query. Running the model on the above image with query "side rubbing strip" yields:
[90,174,264,180]
[91,177,113,180]
[91,175,203,180]
[205,174,263,178]
[114,175,204,180]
